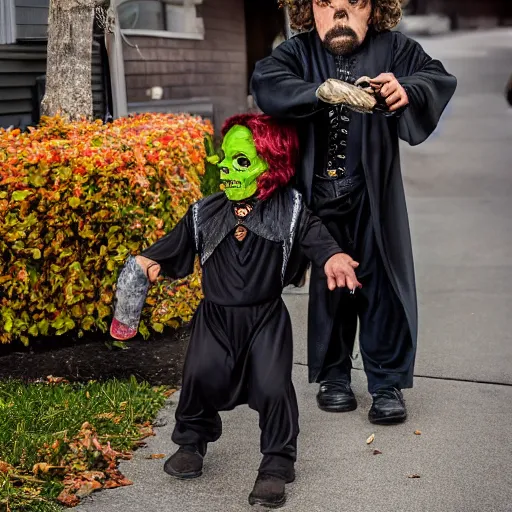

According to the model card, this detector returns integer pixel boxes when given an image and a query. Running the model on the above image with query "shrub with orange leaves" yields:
[0,113,213,345]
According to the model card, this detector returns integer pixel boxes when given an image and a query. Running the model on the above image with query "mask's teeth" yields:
[223,180,241,188]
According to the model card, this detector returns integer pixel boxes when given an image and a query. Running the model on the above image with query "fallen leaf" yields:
[92,437,103,451]
[138,423,155,439]
[33,463,50,474]
[147,454,165,459]
[119,401,128,410]
[408,474,421,479]
[57,489,80,507]
[86,391,91,399]
[81,471,105,482]
[0,460,13,474]
[112,340,129,350]
[373,449,382,455]
[104,471,133,488]
[414,430,422,435]
[47,375,69,384]
[97,412,115,420]
[163,388,177,398]
[366,434,375,445]
[75,480,102,498]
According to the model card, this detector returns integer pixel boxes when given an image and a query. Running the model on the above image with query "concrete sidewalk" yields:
[78,317,512,512]
[78,30,512,512]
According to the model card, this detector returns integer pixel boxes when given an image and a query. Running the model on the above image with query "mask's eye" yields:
[236,156,251,168]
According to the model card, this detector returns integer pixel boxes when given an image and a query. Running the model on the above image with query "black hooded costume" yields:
[141,188,341,479]
[250,30,457,391]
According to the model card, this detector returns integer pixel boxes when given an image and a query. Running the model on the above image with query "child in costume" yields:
[110,114,361,508]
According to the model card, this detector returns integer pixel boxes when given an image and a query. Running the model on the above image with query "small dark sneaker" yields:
[248,474,287,509]
[163,444,205,479]
[317,380,357,413]
[368,387,407,425]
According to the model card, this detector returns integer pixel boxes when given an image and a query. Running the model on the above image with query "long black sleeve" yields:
[141,207,197,279]
[297,207,342,268]
[250,38,323,119]
[391,32,457,146]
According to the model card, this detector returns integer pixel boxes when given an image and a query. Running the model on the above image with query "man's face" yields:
[313,0,372,55]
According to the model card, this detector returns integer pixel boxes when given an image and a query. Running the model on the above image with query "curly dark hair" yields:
[280,0,403,33]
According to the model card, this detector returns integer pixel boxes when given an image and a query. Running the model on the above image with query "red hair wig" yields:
[221,114,299,201]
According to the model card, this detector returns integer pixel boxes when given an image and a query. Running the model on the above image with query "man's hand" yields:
[135,255,161,283]
[370,73,409,112]
[324,253,362,292]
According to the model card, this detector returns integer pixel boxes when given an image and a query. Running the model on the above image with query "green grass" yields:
[0,475,62,512]
[0,377,168,511]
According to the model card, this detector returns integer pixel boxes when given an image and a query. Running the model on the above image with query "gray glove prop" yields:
[316,76,378,114]
[110,256,150,340]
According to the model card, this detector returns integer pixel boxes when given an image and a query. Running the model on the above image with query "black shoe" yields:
[163,444,205,479]
[368,387,407,425]
[316,380,357,413]
[248,474,287,509]
[285,468,295,484]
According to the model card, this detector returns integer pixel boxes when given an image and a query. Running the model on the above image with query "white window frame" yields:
[119,0,204,41]
[0,0,16,45]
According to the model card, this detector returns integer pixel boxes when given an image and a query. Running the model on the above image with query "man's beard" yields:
[322,25,361,56]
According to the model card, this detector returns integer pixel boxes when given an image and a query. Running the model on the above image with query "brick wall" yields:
[122,0,247,131]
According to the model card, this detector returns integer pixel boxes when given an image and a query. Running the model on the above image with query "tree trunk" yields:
[41,0,105,121]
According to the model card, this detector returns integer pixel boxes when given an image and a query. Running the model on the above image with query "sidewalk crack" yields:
[293,363,512,387]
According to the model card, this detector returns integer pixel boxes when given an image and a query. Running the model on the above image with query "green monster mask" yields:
[207,125,268,201]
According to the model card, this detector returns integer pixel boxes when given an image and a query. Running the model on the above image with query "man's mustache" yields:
[324,25,358,41]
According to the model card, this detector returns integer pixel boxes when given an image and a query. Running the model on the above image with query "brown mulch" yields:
[0,327,190,386]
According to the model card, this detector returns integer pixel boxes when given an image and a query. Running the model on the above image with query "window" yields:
[0,0,16,44]
[118,0,204,40]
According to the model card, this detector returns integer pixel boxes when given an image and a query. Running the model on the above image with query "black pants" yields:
[309,188,414,393]
[172,299,298,480]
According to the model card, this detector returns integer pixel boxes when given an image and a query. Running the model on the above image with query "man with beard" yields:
[251,0,457,425]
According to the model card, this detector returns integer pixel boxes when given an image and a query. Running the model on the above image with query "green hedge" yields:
[0,114,213,345]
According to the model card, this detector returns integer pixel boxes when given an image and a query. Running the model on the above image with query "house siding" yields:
[0,41,107,129]
[0,43,46,128]
[0,0,50,127]
[122,0,247,130]
[15,0,49,40]
[0,0,109,129]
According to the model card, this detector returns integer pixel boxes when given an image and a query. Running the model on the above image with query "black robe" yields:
[140,188,341,479]
[141,188,341,300]
[250,29,457,381]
